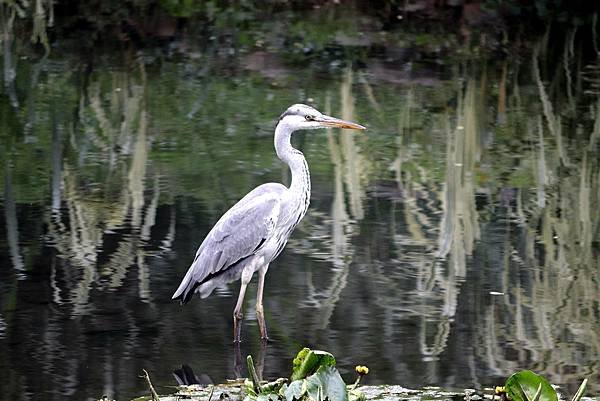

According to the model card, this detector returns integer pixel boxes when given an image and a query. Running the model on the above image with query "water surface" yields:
[1,12,599,401]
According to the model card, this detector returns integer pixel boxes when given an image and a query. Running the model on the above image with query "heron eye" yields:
[305,115,315,121]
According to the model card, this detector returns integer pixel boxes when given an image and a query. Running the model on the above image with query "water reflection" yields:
[3,166,25,277]
[295,69,366,331]
[0,25,599,401]
[42,59,170,316]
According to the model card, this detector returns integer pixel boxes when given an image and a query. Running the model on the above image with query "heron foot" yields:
[258,326,269,340]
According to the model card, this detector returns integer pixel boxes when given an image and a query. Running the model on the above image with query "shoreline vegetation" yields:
[126,348,597,401]
[2,0,599,58]
[129,385,599,401]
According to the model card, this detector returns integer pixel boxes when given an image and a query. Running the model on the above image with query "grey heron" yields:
[172,103,365,342]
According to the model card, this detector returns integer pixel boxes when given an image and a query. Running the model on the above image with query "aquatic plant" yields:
[498,370,588,401]
[243,347,367,401]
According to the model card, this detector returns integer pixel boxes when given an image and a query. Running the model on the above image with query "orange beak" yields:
[317,115,366,130]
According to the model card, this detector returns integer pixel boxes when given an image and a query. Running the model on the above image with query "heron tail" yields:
[172,270,200,305]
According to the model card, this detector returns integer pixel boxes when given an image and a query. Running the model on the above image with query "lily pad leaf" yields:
[505,370,558,401]
[305,366,348,401]
[291,348,336,381]
[282,380,305,400]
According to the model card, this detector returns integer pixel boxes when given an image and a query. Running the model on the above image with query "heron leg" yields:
[256,340,268,380]
[233,280,248,343]
[256,265,269,341]
[233,342,243,378]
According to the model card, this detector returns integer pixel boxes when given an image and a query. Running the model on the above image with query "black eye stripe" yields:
[277,108,318,123]
[278,109,304,122]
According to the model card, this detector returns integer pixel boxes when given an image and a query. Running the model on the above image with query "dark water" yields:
[1,11,600,401]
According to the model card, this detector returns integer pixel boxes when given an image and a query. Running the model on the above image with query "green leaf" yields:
[305,366,348,401]
[505,371,558,401]
[247,355,262,395]
[291,348,336,381]
[530,383,543,401]
[262,378,287,393]
[282,380,305,400]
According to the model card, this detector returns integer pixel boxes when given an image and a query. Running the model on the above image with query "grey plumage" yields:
[172,183,285,303]
[172,103,365,342]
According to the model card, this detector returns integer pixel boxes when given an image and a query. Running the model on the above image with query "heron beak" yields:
[318,115,366,130]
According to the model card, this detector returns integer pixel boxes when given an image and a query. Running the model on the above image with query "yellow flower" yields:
[355,365,369,376]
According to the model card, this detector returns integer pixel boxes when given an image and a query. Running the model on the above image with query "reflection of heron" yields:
[172,104,365,342]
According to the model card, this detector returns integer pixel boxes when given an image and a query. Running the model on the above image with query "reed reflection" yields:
[0,27,599,400]
[44,60,171,314]
[288,69,367,334]
[3,166,25,276]
[460,44,600,390]
[0,50,182,399]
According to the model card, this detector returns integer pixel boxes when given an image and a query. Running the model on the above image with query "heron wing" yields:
[172,183,286,302]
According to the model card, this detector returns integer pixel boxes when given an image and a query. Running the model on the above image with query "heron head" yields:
[278,104,365,131]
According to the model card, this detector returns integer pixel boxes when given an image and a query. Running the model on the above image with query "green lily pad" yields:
[505,370,558,401]
[305,366,348,401]
[282,380,305,400]
[291,348,336,381]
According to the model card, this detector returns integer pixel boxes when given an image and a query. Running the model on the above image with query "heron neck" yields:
[274,123,311,198]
